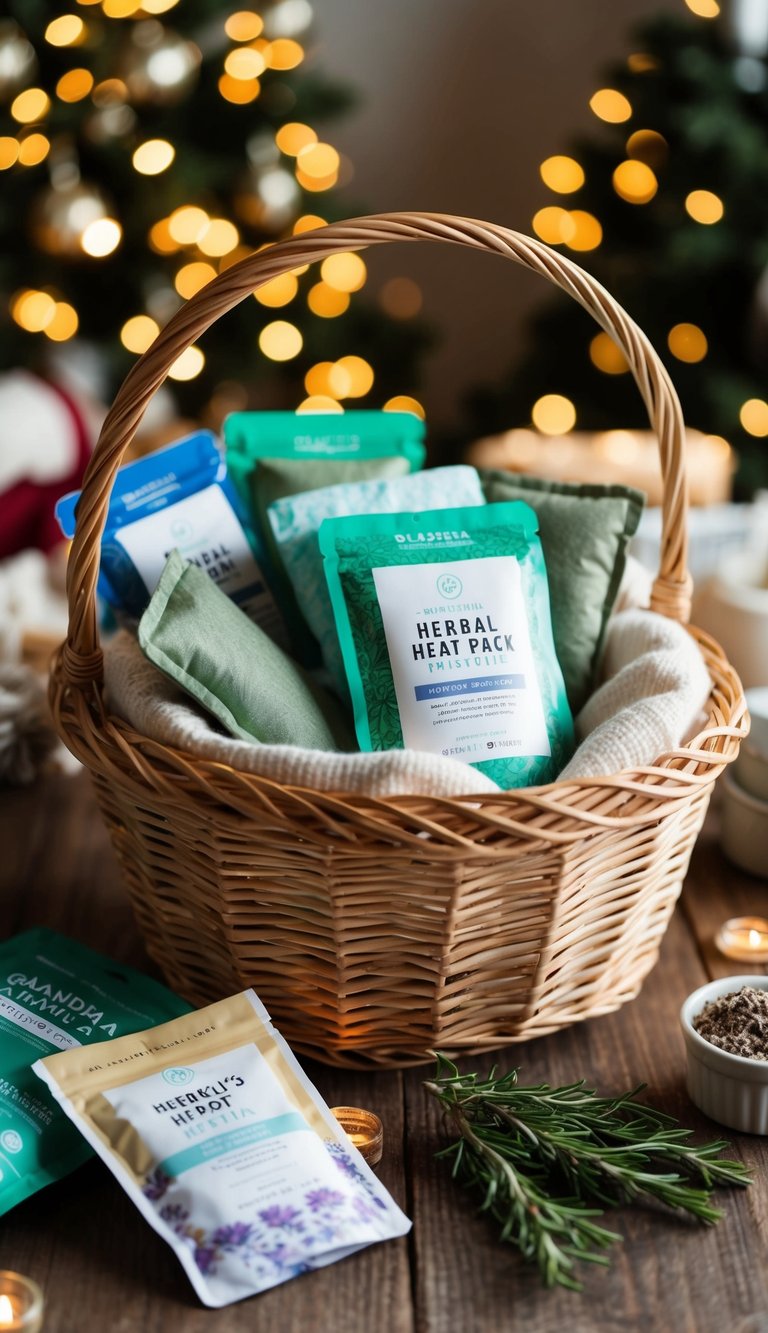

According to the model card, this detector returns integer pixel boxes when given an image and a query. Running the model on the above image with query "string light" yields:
[168,346,205,380]
[589,89,632,123]
[142,0,181,13]
[304,362,336,396]
[81,218,122,256]
[293,214,326,234]
[295,166,338,192]
[121,314,159,352]
[224,48,266,80]
[626,129,668,168]
[383,395,425,419]
[12,290,56,332]
[307,282,349,317]
[613,160,658,204]
[627,53,658,73]
[740,399,768,436]
[92,78,128,106]
[148,219,179,253]
[175,261,216,298]
[45,302,79,341]
[132,139,175,175]
[0,139,19,170]
[225,11,264,41]
[684,0,719,16]
[218,74,260,103]
[297,396,343,413]
[667,323,707,363]
[266,39,304,69]
[45,15,86,45]
[320,252,366,292]
[18,133,50,166]
[198,219,240,256]
[328,356,374,398]
[168,206,209,244]
[296,142,340,179]
[564,211,602,251]
[259,319,302,359]
[685,190,724,224]
[102,0,142,17]
[254,273,298,306]
[531,394,576,434]
[539,156,584,193]
[589,332,629,374]
[276,122,317,155]
[379,277,422,318]
[56,68,94,102]
[11,89,51,124]
[532,206,576,245]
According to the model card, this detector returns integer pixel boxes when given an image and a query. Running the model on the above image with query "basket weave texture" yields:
[51,213,748,1068]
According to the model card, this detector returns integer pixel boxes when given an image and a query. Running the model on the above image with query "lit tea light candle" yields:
[715,916,768,963]
[330,1106,384,1166]
[0,1272,44,1331]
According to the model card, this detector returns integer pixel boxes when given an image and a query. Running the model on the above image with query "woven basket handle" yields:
[61,212,690,688]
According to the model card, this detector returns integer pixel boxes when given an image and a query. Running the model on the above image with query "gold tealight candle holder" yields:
[0,1272,44,1332]
[331,1106,384,1166]
[715,916,768,964]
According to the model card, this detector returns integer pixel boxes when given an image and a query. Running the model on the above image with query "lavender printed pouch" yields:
[33,990,410,1308]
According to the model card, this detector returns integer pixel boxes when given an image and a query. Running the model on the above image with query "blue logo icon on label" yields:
[162,1067,195,1087]
[436,573,462,599]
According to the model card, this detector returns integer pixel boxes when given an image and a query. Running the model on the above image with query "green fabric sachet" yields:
[138,549,353,751]
[479,471,645,713]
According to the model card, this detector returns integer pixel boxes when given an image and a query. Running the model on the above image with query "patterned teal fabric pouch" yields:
[319,503,574,789]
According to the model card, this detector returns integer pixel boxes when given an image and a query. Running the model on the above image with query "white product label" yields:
[372,555,550,764]
[115,485,281,634]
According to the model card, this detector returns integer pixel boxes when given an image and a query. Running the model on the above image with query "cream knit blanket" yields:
[103,606,711,796]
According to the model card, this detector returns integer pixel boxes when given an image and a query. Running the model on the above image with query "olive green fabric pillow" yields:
[138,549,354,750]
[480,470,645,712]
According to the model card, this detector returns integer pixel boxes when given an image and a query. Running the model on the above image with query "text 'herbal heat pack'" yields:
[319,502,574,789]
[34,990,411,1308]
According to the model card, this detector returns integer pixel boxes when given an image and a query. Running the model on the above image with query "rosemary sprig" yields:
[425,1053,750,1291]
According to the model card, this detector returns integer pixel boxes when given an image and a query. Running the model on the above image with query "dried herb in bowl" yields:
[425,1054,750,1292]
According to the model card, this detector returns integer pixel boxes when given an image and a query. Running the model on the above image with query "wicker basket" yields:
[51,213,748,1068]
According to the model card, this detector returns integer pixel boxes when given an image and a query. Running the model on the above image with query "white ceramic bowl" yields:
[720,768,768,878]
[680,975,768,1134]
[734,687,768,802]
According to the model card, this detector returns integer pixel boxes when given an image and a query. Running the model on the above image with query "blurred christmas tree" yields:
[0,0,429,422]
[468,0,768,496]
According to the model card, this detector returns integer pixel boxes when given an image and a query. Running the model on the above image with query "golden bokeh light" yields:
[685,189,724,224]
[276,122,317,156]
[148,219,179,253]
[539,155,584,193]
[132,139,175,175]
[168,346,206,381]
[174,261,217,298]
[685,0,719,16]
[12,289,56,332]
[667,323,708,363]
[81,217,122,256]
[613,159,658,204]
[627,53,658,73]
[225,11,264,41]
[267,39,304,69]
[531,394,576,435]
[56,68,94,102]
[218,74,260,103]
[168,206,209,245]
[11,88,51,124]
[307,282,350,317]
[626,129,668,168]
[198,218,240,257]
[295,167,338,192]
[259,320,303,360]
[45,302,79,341]
[254,273,299,307]
[297,396,344,414]
[45,15,85,46]
[379,276,423,319]
[224,47,266,80]
[565,211,602,251]
[589,88,632,123]
[383,395,426,420]
[142,0,181,13]
[296,142,339,179]
[320,252,366,292]
[0,138,19,170]
[18,133,50,166]
[121,314,159,353]
[589,332,630,374]
[740,399,768,436]
[329,355,374,398]
[102,0,142,16]
[531,206,576,245]
[293,213,326,234]
[92,78,128,107]
[304,362,335,396]
[219,244,253,271]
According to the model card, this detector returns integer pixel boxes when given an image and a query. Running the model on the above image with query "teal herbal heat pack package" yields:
[320,503,574,789]
[0,927,190,1216]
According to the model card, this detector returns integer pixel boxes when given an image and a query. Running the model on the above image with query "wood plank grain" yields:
[0,773,413,1333]
[406,908,768,1333]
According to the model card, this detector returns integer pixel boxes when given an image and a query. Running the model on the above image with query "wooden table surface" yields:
[1,770,767,1333]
